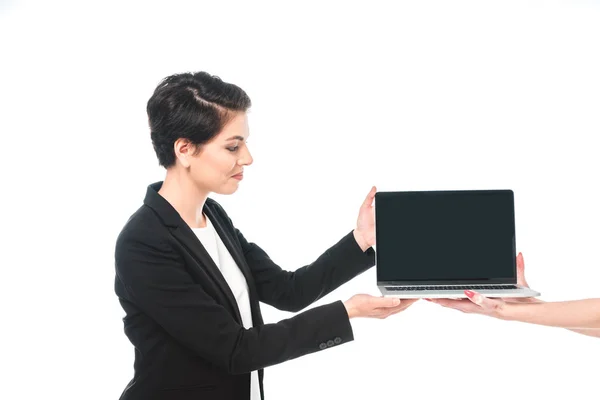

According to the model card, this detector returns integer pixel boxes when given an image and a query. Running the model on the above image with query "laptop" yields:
[375,189,540,299]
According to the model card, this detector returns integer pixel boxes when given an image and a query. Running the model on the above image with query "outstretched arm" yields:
[429,253,600,338]
[503,297,600,338]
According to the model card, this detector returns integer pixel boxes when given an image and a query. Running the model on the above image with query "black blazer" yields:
[114,182,376,400]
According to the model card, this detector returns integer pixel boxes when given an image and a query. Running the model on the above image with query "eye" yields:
[227,146,239,152]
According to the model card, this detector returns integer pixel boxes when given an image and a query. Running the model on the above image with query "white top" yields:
[192,214,261,400]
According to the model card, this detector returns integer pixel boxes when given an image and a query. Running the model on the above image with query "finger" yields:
[372,306,398,318]
[383,299,418,313]
[372,298,416,318]
[501,297,519,303]
[516,252,529,288]
[427,298,469,307]
[387,303,414,315]
[464,290,504,312]
[377,302,414,318]
[428,298,478,313]
[373,296,402,308]
[502,297,530,303]
[362,186,377,208]
[401,298,419,306]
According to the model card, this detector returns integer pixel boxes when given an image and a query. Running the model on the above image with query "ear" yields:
[173,139,197,168]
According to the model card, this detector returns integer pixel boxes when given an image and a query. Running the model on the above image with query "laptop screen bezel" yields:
[374,189,518,286]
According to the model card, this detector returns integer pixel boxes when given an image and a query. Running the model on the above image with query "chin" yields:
[214,182,240,195]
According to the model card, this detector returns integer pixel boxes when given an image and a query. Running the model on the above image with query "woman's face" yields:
[175,112,253,195]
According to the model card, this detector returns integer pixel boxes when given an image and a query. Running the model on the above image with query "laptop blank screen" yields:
[375,190,516,283]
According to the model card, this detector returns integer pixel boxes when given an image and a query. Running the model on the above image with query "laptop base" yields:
[378,285,540,299]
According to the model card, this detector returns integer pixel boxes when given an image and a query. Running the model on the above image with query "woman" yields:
[427,253,600,338]
[113,71,417,400]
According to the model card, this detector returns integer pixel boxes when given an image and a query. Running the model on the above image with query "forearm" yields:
[502,298,600,330]
[292,231,374,299]
[513,298,600,337]
[248,230,375,312]
[229,301,354,373]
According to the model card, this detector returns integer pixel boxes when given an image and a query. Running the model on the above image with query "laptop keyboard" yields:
[385,285,519,291]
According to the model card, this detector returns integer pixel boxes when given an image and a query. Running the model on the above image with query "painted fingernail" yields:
[465,290,474,297]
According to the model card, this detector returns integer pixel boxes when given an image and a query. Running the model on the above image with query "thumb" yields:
[516,252,529,287]
[361,186,377,209]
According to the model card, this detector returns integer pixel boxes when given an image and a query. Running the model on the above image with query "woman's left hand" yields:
[353,186,377,252]
[426,290,508,319]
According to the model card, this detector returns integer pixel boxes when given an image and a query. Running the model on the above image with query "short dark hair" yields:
[147,71,252,168]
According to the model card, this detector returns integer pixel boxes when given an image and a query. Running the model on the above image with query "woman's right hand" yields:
[343,294,418,319]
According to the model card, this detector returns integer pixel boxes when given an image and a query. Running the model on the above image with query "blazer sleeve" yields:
[234,227,376,312]
[115,230,355,375]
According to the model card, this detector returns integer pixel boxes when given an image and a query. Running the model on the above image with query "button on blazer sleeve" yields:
[115,230,354,375]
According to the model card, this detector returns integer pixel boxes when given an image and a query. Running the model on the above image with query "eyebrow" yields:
[226,135,246,141]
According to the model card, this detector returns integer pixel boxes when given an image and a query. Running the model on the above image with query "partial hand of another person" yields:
[353,186,377,252]
[426,252,539,317]
[344,294,418,319]
[425,254,600,338]
[426,290,508,319]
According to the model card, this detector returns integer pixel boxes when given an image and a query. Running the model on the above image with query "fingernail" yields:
[465,290,474,297]
[393,298,401,306]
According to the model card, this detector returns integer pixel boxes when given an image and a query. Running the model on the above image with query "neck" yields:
[158,168,209,228]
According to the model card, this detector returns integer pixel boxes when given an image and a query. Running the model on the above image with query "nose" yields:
[238,144,253,166]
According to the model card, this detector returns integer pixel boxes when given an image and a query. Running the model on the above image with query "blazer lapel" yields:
[204,204,264,326]
[143,181,243,323]
[169,223,243,323]
[204,206,257,296]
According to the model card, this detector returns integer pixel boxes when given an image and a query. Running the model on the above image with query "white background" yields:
[1,0,599,399]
